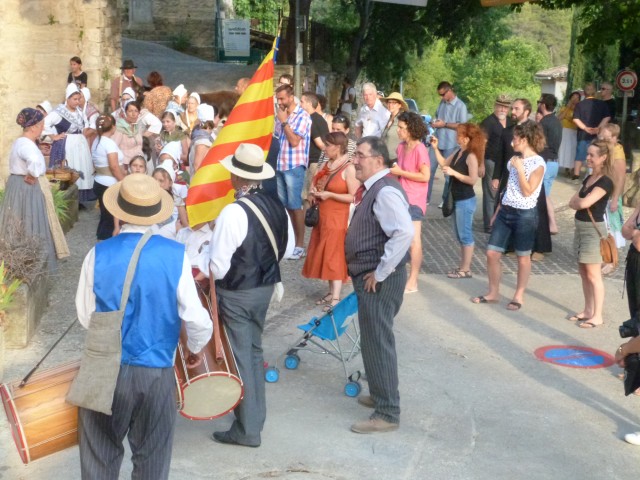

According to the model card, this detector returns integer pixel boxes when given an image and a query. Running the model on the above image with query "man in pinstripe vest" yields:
[345,137,414,433]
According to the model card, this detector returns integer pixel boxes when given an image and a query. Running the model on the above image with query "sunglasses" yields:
[438,90,450,97]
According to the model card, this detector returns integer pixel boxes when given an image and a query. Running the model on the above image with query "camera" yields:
[619,315,640,338]
[421,114,436,143]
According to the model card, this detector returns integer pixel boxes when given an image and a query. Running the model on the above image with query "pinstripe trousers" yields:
[352,267,406,424]
[78,365,177,480]
[216,284,273,446]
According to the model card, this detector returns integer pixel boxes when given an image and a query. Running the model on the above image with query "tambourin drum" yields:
[174,289,243,420]
[0,361,79,464]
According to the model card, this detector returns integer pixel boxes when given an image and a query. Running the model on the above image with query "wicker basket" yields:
[46,160,80,184]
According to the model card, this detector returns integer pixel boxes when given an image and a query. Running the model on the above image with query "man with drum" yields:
[74,174,212,478]
[206,143,294,447]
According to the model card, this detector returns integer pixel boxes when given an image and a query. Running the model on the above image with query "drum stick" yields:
[19,318,77,388]
[208,268,224,363]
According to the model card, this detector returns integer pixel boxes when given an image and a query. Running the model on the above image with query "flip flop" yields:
[578,320,603,329]
[567,313,591,322]
[506,301,522,311]
[404,288,418,294]
[471,296,498,304]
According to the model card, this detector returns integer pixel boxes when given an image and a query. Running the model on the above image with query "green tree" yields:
[450,38,550,120]
[403,41,453,115]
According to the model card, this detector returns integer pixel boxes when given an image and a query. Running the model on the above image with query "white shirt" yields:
[341,87,356,114]
[360,169,414,282]
[206,200,295,280]
[92,136,124,187]
[356,99,391,138]
[138,110,162,135]
[75,224,213,354]
[43,108,87,135]
[9,137,46,176]
[176,224,212,267]
[503,155,546,210]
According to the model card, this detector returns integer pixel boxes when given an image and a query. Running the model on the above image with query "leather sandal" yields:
[315,293,332,305]
[322,298,340,312]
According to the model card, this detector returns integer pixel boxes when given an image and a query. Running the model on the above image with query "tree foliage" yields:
[450,38,550,120]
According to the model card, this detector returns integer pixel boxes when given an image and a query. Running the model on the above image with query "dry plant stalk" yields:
[0,214,46,285]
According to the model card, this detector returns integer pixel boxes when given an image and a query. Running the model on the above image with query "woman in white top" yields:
[92,114,125,240]
[189,104,216,176]
[0,108,68,271]
[472,121,546,311]
[44,83,94,202]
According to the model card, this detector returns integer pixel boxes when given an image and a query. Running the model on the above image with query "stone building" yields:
[0,0,121,184]
[119,0,219,60]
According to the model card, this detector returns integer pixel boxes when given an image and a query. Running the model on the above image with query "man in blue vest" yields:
[345,137,414,433]
[207,143,294,447]
[75,174,213,479]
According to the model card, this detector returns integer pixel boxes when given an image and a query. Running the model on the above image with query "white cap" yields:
[173,84,188,98]
[65,83,80,99]
[37,100,53,114]
[197,103,215,122]
[121,87,136,100]
[80,87,91,102]
[159,141,182,166]
[189,92,201,104]
[156,159,177,183]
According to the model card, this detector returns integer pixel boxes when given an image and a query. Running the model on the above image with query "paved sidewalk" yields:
[2,169,638,480]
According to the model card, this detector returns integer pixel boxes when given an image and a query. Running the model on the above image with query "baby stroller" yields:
[265,292,363,396]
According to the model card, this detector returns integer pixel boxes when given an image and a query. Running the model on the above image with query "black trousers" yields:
[626,245,640,319]
[93,181,114,241]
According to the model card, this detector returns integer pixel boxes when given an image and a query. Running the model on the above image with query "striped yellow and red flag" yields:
[186,47,275,226]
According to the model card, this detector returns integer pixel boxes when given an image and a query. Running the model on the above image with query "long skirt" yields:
[65,134,96,202]
[558,128,577,169]
[0,174,57,272]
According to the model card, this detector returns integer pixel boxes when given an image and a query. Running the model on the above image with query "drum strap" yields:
[66,231,152,415]
[237,197,284,302]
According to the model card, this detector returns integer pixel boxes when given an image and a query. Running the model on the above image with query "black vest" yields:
[345,175,408,277]
[216,191,288,290]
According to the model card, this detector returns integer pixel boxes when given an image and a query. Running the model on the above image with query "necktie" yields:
[354,184,366,206]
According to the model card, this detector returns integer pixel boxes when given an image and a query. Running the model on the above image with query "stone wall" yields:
[120,0,217,60]
[0,0,121,185]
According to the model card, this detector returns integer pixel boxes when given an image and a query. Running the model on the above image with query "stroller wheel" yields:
[344,381,361,397]
[284,354,300,370]
[265,367,280,383]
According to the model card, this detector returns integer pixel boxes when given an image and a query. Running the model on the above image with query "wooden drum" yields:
[174,286,243,420]
[0,361,79,464]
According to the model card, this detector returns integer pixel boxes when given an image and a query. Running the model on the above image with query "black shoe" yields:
[211,431,260,448]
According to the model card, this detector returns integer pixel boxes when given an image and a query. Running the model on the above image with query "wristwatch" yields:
[282,122,288,127]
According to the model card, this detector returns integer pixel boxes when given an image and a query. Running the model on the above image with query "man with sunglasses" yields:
[429,81,468,206]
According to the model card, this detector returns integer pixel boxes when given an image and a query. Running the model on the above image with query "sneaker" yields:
[438,201,443,209]
[624,432,640,445]
[289,247,305,260]
[351,417,399,434]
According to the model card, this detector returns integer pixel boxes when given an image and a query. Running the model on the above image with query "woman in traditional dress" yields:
[156,111,189,167]
[180,92,200,135]
[111,101,145,166]
[302,132,359,311]
[142,71,173,118]
[188,104,216,176]
[0,108,68,272]
[44,83,94,202]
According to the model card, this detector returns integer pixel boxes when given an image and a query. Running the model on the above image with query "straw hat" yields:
[102,174,174,226]
[383,92,408,111]
[220,143,274,181]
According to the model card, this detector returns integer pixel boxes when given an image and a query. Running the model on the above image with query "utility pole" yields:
[294,0,302,98]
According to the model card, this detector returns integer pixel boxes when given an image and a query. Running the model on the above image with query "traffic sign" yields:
[534,345,615,369]
[616,69,638,91]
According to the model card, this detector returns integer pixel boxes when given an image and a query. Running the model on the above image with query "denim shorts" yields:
[488,205,538,256]
[543,160,558,196]
[409,204,425,221]
[276,165,306,210]
[452,196,476,247]
[576,139,590,161]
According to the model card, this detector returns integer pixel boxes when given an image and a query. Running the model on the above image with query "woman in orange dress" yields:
[302,132,359,311]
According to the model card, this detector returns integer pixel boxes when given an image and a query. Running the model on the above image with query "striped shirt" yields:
[276,104,312,171]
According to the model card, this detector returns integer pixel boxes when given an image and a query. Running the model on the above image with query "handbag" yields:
[587,208,618,266]
[305,161,349,227]
[624,353,640,396]
[66,231,152,414]
[442,150,461,218]
[305,204,320,227]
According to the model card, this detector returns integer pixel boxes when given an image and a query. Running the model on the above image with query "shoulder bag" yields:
[66,231,152,414]
[587,207,618,266]
[442,150,461,218]
[305,162,349,227]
